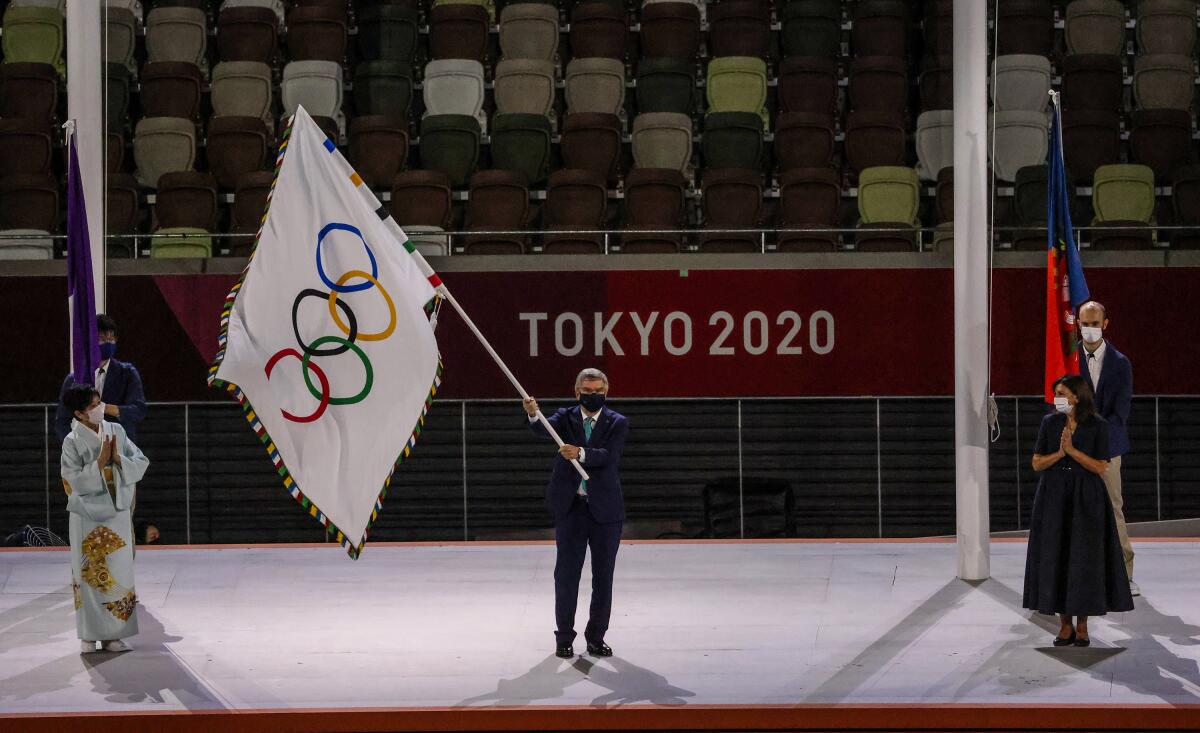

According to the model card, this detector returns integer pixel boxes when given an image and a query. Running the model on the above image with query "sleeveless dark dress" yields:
[1023,412,1134,617]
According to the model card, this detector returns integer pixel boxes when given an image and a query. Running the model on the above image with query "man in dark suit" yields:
[55,314,147,444]
[1077,300,1137,595]
[524,368,629,659]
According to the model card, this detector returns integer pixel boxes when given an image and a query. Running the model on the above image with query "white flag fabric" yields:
[210,107,442,558]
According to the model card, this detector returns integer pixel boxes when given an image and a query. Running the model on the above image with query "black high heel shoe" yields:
[1053,630,1077,647]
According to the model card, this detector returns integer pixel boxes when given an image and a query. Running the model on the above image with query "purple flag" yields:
[66,132,99,385]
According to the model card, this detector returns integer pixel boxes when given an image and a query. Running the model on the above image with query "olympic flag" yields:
[209,107,442,558]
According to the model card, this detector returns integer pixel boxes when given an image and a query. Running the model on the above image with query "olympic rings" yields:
[265,348,331,423]
[301,336,374,406]
[328,270,397,342]
[316,222,378,293]
[293,289,359,356]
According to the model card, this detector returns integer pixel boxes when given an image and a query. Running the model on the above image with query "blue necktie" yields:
[579,416,594,496]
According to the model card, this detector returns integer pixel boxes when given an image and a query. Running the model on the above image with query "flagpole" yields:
[317,127,590,481]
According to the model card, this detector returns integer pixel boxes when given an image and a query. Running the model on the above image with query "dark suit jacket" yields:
[1078,341,1132,458]
[55,359,147,444]
[529,406,628,523]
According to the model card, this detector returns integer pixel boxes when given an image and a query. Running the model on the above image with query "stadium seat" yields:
[391,169,454,255]
[106,63,131,131]
[428,3,491,63]
[851,0,909,58]
[357,4,420,62]
[434,0,496,24]
[141,62,204,120]
[848,55,909,113]
[934,165,954,250]
[133,116,197,188]
[919,56,954,112]
[0,63,57,125]
[1,5,65,76]
[621,167,687,252]
[631,112,693,173]
[706,56,769,128]
[992,54,1052,112]
[1012,164,1051,251]
[229,170,275,256]
[1137,0,1197,56]
[702,112,764,172]
[915,110,953,182]
[844,111,908,173]
[1060,54,1124,112]
[992,110,1050,182]
[699,168,763,253]
[565,58,627,116]
[923,0,953,59]
[636,57,696,115]
[490,112,554,185]
[207,116,273,190]
[995,0,1054,57]
[107,132,126,176]
[146,7,208,72]
[354,60,415,119]
[708,0,771,59]
[286,5,347,63]
[856,165,920,251]
[495,58,558,119]
[0,120,52,175]
[105,7,138,76]
[106,173,142,255]
[1090,164,1156,249]
[774,112,836,171]
[282,60,345,134]
[216,6,278,64]
[0,229,53,260]
[1129,108,1194,183]
[569,2,626,59]
[154,171,218,231]
[1171,164,1200,248]
[561,112,623,184]
[777,56,838,116]
[1062,109,1122,185]
[311,115,342,146]
[640,1,702,59]
[464,169,530,254]
[0,173,57,233]
[423,59,488,132]
[780,0,841,58]
[1065,0,1128,56]
[542,168,608,253]
[499,2,560,61]
[776,166,841,252]
[223,0,284,22]
[419,114,481,187]
[1133,55,1196,110]
[151,227,213,258]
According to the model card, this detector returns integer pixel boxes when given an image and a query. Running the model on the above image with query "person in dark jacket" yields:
[55,314,147,444]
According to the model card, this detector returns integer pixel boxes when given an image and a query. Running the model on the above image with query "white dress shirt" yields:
[95,360,110,398]
[529,405,602,465]
[1085,340,1106,389]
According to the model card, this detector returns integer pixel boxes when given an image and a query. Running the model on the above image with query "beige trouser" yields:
[1103,456,1135,580]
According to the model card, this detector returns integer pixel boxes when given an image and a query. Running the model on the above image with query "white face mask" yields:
[1053,397,1074,415]
[85,404,104,426]
[1080,326,1104,344]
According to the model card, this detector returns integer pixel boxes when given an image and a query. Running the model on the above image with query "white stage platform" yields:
[2,539,1199,731]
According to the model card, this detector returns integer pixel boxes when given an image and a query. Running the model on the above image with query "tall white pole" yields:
[67,0,106,311]
[953,0,991,580]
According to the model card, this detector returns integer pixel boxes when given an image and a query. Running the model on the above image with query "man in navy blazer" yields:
[1077,300,1136,594]
[55,314,147,445]
[524,368,628,659]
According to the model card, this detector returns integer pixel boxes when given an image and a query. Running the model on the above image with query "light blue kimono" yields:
[61,419,149,641]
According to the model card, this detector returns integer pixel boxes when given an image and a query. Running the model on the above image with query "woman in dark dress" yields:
[1024,374,1134,647]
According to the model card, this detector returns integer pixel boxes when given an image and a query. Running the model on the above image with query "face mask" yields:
[85,404,105,425]
[99,342,117,360]
[579,392,606,413]
[1053,397,1074,415]
[1080,326,1103,344]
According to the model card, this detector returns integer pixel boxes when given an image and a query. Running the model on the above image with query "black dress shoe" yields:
[1052,631,1076,647]
[555,645,574,658]
[586,641,613,657]
[1074,635,1091,648]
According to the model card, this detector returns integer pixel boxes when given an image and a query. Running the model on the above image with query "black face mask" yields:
[579,392,606,413]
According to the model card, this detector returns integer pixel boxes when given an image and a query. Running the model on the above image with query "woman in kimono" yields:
[1024,374,1133,647]
[60,382,149,653]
